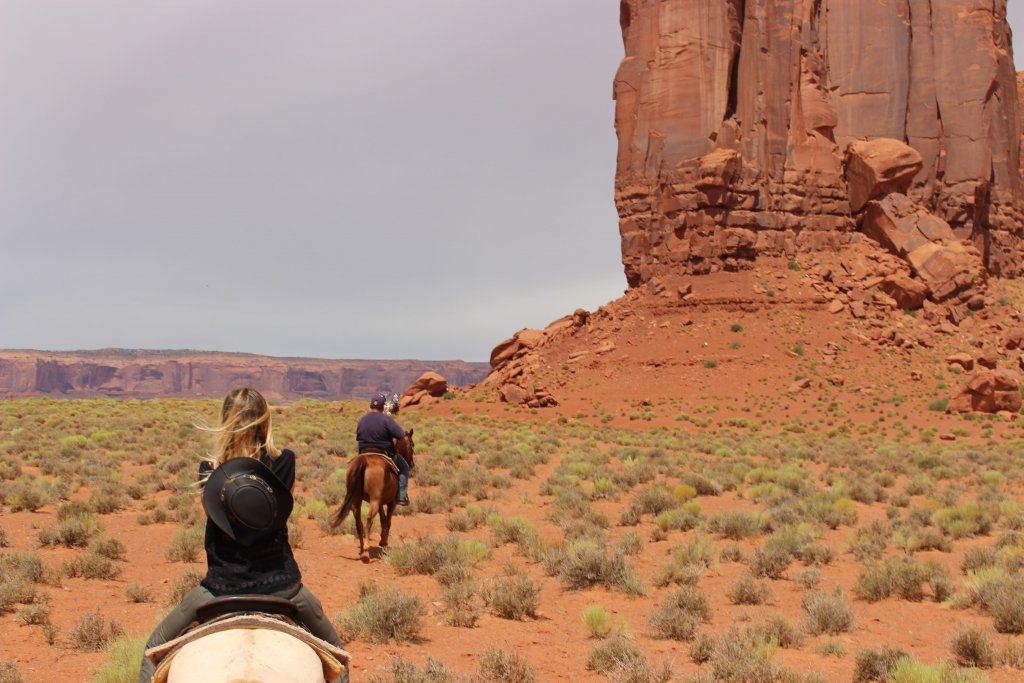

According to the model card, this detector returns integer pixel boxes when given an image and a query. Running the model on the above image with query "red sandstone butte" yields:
[614,0,1024,284]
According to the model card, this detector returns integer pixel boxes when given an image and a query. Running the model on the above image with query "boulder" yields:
[861,194,955,259]
[402,372,447,399]
[879,274,929,310]
[845,139,923,213]
[947,369,1022,414]
[945,352,974,371]
[499,383,530,405]
[1005,328,1024,350]
[906,241,985,302]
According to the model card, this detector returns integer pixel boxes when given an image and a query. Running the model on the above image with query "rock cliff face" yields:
[0,350,489,401]
[614,0,1024,284]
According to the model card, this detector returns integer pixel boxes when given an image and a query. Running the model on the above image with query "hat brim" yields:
[202,457,293,545]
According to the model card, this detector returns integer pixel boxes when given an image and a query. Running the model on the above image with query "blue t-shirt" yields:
[356,411,405,454]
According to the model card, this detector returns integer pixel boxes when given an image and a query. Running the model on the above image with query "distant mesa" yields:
[0,349,489,401]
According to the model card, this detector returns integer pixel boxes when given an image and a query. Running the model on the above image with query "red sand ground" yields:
[4,264,1024,681]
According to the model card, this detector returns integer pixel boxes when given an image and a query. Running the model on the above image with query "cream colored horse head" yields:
[166,629,324,683]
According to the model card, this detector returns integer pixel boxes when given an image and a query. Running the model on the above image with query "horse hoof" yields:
[360,554,370,564]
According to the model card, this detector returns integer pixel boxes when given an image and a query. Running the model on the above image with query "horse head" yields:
[396,428,415,470]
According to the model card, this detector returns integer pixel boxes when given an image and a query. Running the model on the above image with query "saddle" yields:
[358,448,400,475]
[145,596,350,683]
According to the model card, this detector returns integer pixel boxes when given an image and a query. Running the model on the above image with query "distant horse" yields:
[331,429,415,562]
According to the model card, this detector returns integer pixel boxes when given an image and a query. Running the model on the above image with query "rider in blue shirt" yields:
[356,393,410,505]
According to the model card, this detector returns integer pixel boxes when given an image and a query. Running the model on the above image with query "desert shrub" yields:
[0,528,7,549]
[629,486,679,517]
[15,600,51,626]
[89,537,127,561]
[726,573,771,605]
[933,501,993,539]
[366,657,456,683]
[387,535,488,581]
[794,566,822,590]
[682,473,722,496]
[124,583,153,603]
[88,484,129,514]
[753,615,804,649]
[648,586,710,641]
[816,640,847,658]
[804,587,854,635]
[616,531,644,556]
[988,577,1024,633]
[3,479,53,512]
[37,513,102,547]
[887,658,989,683]
[950,626,996,668]
[653,504,701,533]
[707,510,764,540]
[751,546,792,580]
[61,551,122,580]
[852,646,909,683]
[483,568,541,620]
[720,543,744,563]
[551,540,643,595]
[410,490,454,514]
[855,557,950,603]
[0,576,37,611]
[582,604,612,638]
[0,662,24,683]
[962,546,999,574]
[656,536,714,587]
[0,551,45,584]
[476,648,536,683]
[336,583,425,643]
[89,634,147,683]
[587,634,646,674]
[165,568,203,606]
[66,609,123,652]
[441,580,481,628]
[848,520,890,562]
[489,516,540,553]
[445,504,489,532]
[709,625,782,682]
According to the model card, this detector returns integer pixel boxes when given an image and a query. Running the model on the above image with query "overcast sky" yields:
[2,3,1023,362]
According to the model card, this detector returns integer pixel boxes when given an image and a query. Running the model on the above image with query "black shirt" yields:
[200,449,301,596]
[356,411,405,454]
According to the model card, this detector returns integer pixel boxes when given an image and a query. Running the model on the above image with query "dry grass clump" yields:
[441,580,481,628]
[336,583,426,643]
[655,536,714,587]
[165,526,204,563]
[476,648,537,683]
[726,573,772,605]
[488,516,540,554]
[707,510,765,540]
[0,551,45,611]
[66,609,123,652]
[648,586,710,641]
[37,513,102,548]
[483,567,541,620]
[0,662,24,683]
[803,587,854,635]
[165,568,203,607]
[546,540,644,595]
[949,625,996,668]
[586,634,647,675]
[89,635,147,683]
[700,625,822,683]
[124,582,153,603]
[387,535,489,582]
[987,577,1024,633]
[855,557,952,603]
[367,657,459,683]
[581,604,613,638]
[61,550,122,580]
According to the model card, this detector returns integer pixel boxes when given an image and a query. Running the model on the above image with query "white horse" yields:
[148,614,349,683]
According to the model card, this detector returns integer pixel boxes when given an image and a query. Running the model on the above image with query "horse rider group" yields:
[137,388,412,683]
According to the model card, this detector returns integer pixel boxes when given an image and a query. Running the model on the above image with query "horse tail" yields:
[331,456,366,529]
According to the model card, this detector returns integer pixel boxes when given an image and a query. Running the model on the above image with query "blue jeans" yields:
[393,452,410,499]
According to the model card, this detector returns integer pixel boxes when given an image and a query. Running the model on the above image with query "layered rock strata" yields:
[0,350,489,401]
[614,0,1024,285]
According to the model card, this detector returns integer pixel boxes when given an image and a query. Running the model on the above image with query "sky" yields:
[2,3,1023,362]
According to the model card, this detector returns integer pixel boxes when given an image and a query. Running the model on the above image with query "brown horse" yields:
[331,429,414,562]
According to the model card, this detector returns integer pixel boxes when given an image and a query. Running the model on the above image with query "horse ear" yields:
[407,428,414,438]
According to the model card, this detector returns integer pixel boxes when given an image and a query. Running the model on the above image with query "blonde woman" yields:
[137,387,345,683]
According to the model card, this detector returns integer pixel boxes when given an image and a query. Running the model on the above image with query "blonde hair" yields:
[204,387,280,466]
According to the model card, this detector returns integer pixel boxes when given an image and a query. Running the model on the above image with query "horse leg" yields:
[365,500,379,556]
[379,502,393,549]
[353,497,367,561]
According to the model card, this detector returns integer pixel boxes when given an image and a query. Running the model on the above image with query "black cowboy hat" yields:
[202,457,293,546]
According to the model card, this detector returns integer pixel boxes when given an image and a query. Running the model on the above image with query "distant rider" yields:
[356,392,410,505]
